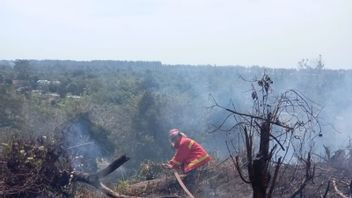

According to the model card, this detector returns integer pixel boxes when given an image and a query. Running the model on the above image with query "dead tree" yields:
[211,74,321,198]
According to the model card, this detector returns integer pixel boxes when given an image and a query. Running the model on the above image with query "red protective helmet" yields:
[168,128,180,139]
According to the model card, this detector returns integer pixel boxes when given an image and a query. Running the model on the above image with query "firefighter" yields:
[163,128,211,191]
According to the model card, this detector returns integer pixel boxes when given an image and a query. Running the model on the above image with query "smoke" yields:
[62,116,104,173]
[154,67,352,160]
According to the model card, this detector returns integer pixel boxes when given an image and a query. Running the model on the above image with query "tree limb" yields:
[235,156,251,184]
[267,157,282,198]
[221,106,293,130]
[332,179,349,198]
[73,155,136,198]
[96,155,130,178]
[322,180,330,198]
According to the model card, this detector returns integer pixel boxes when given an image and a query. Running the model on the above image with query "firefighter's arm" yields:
[161,163,172,169]
[168,146,188,169]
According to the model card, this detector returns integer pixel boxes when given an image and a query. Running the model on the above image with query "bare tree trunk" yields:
[252,158,268,198]
[252,121,271,198]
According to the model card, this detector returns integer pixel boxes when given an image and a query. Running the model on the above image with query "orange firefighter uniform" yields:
[168,135,211,173]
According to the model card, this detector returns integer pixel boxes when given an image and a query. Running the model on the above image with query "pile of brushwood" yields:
[0,135,129,198]
[0,136,73,197]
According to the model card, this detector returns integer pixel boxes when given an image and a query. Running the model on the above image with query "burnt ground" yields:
[1,138,352,198]
[76,159,352,198]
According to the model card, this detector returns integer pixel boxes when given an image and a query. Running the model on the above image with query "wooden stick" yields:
[96,155,130,178]
[99,182,138,198]
[332,179,349,198]
[73,155,137,198]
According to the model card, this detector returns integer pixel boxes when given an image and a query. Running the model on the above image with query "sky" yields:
[0,0,351,69]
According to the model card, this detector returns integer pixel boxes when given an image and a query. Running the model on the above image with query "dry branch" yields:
[72,155,136,198]
[120,175,185,196]
[267,157,282,198]
[290,152,316,198]
[96,155,130,178]
[322,180,330,198]
[332,179,349,198]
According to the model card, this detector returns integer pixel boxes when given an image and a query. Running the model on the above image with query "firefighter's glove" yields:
[161,163,173,169]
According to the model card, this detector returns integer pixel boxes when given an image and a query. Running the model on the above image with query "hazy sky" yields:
[1,0,351,69]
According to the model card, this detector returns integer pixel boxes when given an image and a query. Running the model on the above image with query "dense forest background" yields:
[1,59,351,173]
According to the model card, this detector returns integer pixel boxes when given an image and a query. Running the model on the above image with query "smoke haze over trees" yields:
[1,59,352,197]
[1,60,351,156]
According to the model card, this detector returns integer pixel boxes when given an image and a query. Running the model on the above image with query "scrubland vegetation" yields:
[1,60,352,197]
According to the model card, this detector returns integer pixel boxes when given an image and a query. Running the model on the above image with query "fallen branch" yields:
[99,182,136,198]
[73,155,137,198]
[332,179,349,198]
[120,175,186,196]
[96,155,130,178]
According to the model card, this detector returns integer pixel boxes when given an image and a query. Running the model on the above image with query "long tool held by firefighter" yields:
[173,171,195,198]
